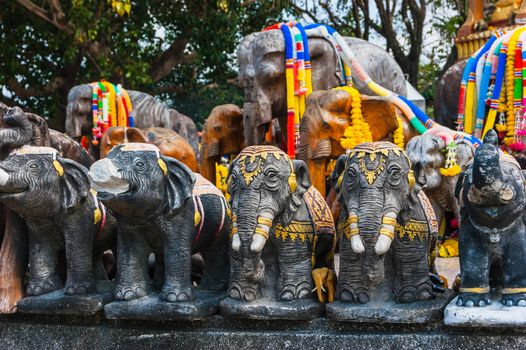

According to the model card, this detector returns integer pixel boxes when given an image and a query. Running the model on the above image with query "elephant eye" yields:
[388,166,402,186]
[266,170,278,179]
[27,162,39,171]
[345,168,357,189]
[133,159,146,171]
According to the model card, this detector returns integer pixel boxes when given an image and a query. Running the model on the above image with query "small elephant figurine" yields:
[331,142,438,304]
[0,146,114,297]
[89,143,230,302]
[455,130,526,307]
[227,145,336,303]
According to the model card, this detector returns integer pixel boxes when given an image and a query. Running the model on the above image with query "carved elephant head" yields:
[227,146,311,300]
[238,29,407,146]
[298,89,400,196]
[89,143,195,219]
[331,142,419,283]
[455,130,526,243]
[65,84,93,139]
[200,104,244,183]
[0,107,50,153]
[0,146,90,218]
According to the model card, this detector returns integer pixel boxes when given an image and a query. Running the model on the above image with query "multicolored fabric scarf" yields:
[90,81,134,146]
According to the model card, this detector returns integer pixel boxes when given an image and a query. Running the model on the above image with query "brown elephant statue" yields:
[0,103,94,313]
[99,126,198,172]
[199,104,244,184]
[298,89,406,197]
[238,30,408,148]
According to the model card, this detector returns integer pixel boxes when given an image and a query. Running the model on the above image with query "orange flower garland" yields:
[335,86,372,150]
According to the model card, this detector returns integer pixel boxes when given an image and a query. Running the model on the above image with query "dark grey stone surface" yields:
[1,313,526,349]
[16,281,114,316]
[104,289,225,321]
[326,290,454,323]
[220,297,324,320]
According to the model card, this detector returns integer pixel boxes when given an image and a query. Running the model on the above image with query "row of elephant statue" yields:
[0,109,523,322]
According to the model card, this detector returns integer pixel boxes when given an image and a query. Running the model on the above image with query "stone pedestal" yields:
[444,296,526,327]
[220,297,324,320]
[104,289,225,321]
[16,280,114,316]
[326,290,454,323]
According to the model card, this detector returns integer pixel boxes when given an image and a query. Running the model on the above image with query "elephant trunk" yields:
[233,190,273,253]
[242,100,272,145]
[352,189,398,284]
[88,158,129,195]
[469,143,513,205]
[0,167,9,187]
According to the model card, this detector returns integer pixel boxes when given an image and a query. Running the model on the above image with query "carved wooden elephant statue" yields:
[298,89,408,197]
[100,126,198,172]
[238,29,407,148]
[200,104,244,184]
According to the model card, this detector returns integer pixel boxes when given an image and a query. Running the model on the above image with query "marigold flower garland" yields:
[335,86,372,150]
[393,116,405,148]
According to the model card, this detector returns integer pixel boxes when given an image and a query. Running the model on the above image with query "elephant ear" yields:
[360,97,398,141]
[282,160,312,224]
[58,157,91,210]
[329,154,348,193]
[26,113,51,147]
[126,127,149,143]
[162,155,196,214]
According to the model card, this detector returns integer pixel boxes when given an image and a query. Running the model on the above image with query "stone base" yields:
[444,296,526,327]
[326,290,454,323]
[219,297,324,320]
[104,289,225,321]
[16,281,114,316]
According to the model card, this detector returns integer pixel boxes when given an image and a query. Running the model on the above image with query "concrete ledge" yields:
[2,313,526,349]
[445,296,526,327]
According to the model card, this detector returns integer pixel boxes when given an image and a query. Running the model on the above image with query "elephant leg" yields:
[26,229,62,296]
[275,238,312,301]
[114,224,150,301]
[502,232,526,306]
[391,238,433,303]
[200,230,230,292]
[159,217,193,302]
[457,226,491,307]
[337,237,369,303]
[0,210,28,313]
[64,218,95,295]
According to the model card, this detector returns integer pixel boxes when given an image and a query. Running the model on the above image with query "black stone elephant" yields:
[331,142,438,304]
[0,146,115,297]
[89,143,230,302]
[238,30,407,146]
[65,86,198,156]
[226,145,336,302]
[455,130,526,307]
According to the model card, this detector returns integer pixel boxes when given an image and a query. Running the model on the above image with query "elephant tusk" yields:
[250,233,267,252]
[375,212,397,255]
[312,287,317,292]
[0,168,9,186]
[232,233,241,252]
[350,235,365,254]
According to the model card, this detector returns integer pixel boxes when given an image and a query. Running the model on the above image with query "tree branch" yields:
[6,76,65,99]
[17,0,72,33]
[149,37,195,82]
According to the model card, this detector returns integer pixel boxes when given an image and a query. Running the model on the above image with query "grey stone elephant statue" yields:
[454,130,526,307]
[89,143,230,302]
[238,30,407,146]
[0,146,115,297]
[65,86,198,156]
[225,145,336,304]
[406,133,475,226]
[0,104,94,313]
[330,142,439,304]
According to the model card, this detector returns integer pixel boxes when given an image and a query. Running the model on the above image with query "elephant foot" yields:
[456,292,491,307]
[278,281,311,301]
[228,281,258,301]
[336,283,370,304]
[27,276,62,296]
[159,284,193,302]
[114,284,148,301]
[395,280,435,303]
[64,280,94,296]
[502,293,526,307]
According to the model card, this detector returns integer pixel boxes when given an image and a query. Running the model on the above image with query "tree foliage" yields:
[0,0,289,129]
